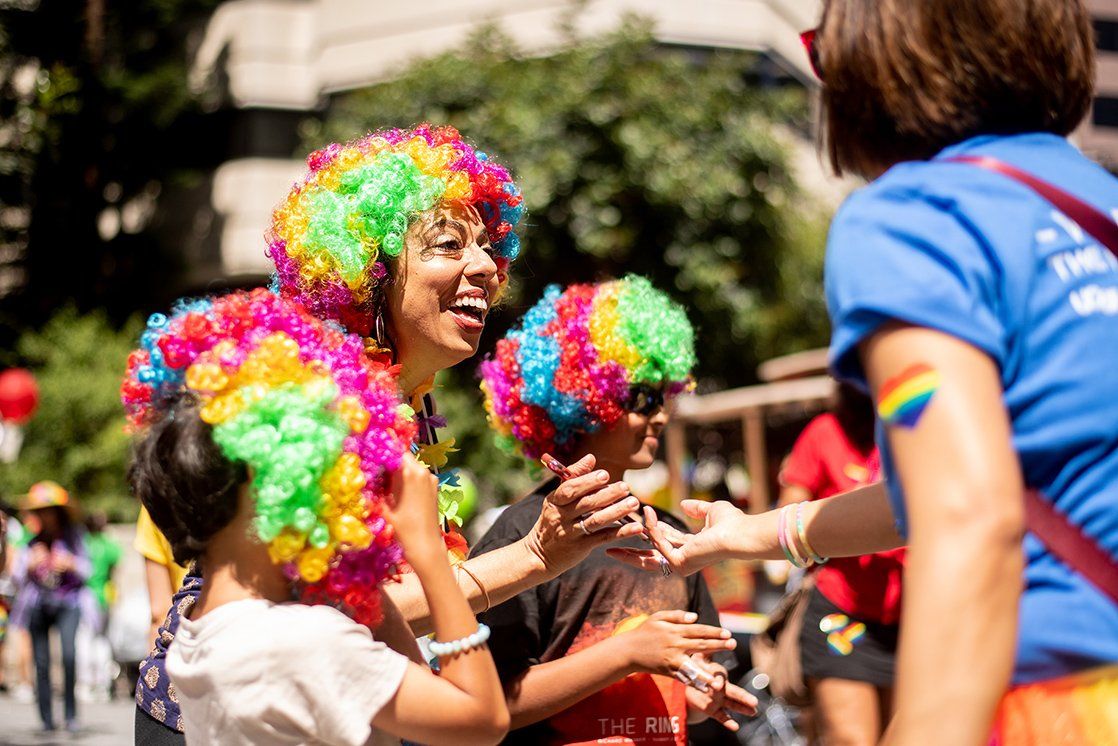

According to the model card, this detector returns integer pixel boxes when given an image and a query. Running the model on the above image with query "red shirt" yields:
[781,413,905,624]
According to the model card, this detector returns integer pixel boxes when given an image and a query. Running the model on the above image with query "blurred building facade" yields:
[183,0,827,282]
[180,0,1118,284]
[1086,0,1118,165]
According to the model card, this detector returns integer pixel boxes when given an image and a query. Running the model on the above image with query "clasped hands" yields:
[607,499,748,576]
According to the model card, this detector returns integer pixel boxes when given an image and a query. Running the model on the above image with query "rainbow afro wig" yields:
[121,288,416,626]
[479,275,696,461]
[269,123,525,336]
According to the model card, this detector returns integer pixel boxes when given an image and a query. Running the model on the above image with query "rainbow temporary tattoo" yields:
[877,364,941,428]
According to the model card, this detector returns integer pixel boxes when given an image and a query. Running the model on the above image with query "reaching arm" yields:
[372,455,509,746]
[610,482,903,575]
[373,592,424,665]
[385,454,643,635]
[863,325,1023,746]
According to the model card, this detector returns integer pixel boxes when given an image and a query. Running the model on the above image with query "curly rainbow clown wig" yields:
[269,123,525,336]
[479,275,696,461]
[121,289,416,626]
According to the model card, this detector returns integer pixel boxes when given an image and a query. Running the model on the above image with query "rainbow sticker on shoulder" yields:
[877,364,941,429]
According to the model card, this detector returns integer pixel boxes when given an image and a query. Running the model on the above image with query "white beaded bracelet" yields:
[428,623,491,658]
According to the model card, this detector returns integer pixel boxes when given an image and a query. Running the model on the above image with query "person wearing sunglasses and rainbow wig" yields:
[473,276,757,745]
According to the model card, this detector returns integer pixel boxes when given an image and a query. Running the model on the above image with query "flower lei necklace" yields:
[366,333,468,563]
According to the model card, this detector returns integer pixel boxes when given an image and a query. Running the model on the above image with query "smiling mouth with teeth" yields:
[448,293,489,329]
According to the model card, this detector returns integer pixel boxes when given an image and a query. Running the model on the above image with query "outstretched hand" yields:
[607,499,747,576]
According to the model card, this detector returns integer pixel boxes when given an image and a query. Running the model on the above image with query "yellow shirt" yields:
[134,506,188,590]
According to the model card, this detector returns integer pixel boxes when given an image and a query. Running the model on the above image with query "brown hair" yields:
[820,0,1096,178]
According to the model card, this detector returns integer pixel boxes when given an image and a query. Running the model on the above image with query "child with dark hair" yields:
[122,289,508,746]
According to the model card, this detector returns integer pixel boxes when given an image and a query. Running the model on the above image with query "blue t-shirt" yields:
[825,133,1118,684]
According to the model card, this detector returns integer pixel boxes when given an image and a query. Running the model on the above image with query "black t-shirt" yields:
[472,481,725,746]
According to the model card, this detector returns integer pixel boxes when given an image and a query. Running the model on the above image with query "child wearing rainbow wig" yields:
[474,276,756,745]
[122,289,508,746]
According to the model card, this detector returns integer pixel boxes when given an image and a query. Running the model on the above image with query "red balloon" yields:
[0,368,39,423]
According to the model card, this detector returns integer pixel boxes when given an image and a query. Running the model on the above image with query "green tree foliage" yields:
[0,0,223,347]
[309,22,831,500]
[0,309,141,520]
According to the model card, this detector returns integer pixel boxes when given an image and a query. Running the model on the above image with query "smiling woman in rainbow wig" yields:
[131,125,643,743]
[473,276,756,744]
[122,288,510,746]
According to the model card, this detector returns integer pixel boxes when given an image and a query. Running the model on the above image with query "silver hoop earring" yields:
[374,313,388,348]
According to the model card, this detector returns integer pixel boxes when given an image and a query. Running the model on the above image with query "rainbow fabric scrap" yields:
[990,665,1118,745]
[121,288,416,626]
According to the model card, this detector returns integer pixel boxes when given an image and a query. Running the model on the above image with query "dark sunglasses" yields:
[626,384,667,416]
[800,28,823,81]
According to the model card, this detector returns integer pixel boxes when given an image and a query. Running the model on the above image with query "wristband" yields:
[794,502,827,565]
[777,506,804,567]
[456,562,492,612]
[428,623,491,658]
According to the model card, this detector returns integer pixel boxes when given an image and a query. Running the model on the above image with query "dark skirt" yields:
[135,705,185,745]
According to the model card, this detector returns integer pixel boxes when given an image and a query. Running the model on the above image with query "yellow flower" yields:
[416,438,458,470]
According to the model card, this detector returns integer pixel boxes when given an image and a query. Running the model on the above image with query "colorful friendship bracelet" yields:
[777,505,805,567]
[794,502,828,565]
[428,623,492,658]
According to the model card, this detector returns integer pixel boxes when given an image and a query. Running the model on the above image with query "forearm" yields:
[374,592,424,665]
[408,545,505,709]
[386,537,549,636]
[727,482,903,561]
[504,636,634,729]
[885,505,1022,745]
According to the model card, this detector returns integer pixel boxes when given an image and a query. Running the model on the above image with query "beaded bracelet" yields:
[428,623,491,658]
[794,502,828,565]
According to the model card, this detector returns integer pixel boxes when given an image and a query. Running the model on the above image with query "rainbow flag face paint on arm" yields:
[877,363,942,429]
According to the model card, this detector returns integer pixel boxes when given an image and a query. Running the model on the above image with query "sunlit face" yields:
[577,403,671,474]
[383,203,500,383]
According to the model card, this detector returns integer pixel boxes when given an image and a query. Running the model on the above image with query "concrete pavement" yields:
[0,694,134,746]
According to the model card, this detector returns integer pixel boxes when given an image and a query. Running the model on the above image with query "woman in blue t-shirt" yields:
[616,2,1118,744]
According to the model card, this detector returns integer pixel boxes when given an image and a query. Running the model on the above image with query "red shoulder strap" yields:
[947,154,1118,260]
[1025,490,1118,606]
[948,155,1118,607]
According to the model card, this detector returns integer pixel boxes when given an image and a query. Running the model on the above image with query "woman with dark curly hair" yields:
[621,2,1118,744]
